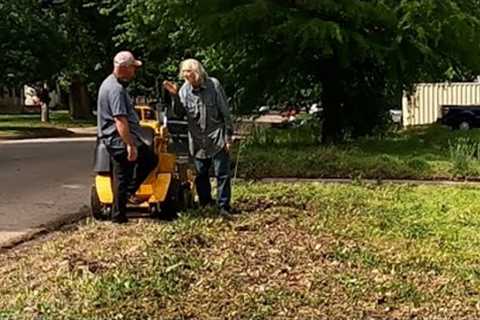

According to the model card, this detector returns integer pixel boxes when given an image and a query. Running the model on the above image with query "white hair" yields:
[179,58,208,84]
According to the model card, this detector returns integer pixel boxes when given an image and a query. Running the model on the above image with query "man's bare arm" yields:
[163,80,186,117]
[114,116,137,161]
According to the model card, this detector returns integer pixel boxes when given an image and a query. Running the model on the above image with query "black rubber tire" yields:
[159,178,181,220]
[178,182,194,211]
[90,185,111,220]
[458,120,471,130]
[149,203,160,218]
[150,180,194,220]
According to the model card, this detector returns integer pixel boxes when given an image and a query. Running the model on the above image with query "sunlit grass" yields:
[0,111,95,128]
[237,124,480,179]
[0,111,95,139]
[2,182,480,318]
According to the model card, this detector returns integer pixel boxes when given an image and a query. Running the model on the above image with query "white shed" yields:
[402,82,480,127]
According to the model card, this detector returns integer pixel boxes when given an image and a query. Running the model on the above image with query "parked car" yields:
[440,105,480,130]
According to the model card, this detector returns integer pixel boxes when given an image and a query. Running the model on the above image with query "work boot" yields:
[111,215,129,224]
[218,207,232,218]
[128,195,144,205]
[199,198,215,208]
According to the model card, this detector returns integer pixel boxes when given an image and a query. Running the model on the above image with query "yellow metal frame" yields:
[95,104,195,206]
[96,175,113,203]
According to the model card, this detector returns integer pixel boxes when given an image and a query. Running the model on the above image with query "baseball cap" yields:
[113,51,143,67]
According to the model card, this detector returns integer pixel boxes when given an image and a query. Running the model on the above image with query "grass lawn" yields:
[236,123,480,180]
[2,182,480,319]
[0,111,96,139]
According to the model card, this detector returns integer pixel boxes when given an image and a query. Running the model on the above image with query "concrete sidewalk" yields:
[66,126,97,137]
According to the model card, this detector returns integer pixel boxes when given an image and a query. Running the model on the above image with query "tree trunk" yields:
[320,63,344,144]
[69,74,91,119]
[40,102,49,122]
[321,89,343,144]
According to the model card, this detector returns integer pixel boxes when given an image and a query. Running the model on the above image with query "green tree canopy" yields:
[104,0,480,141]
[0,0,65,86]
[195,0,480,140]
[3,0,480,139]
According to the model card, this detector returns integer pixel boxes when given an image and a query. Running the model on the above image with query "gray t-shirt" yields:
[97,74,142,147]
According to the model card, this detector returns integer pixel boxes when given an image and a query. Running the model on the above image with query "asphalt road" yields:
[0,137,96,248]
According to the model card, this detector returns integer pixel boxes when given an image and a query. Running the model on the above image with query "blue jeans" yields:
[193,148,231,210]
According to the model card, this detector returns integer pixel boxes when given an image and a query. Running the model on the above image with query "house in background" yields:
[0,85,62,114]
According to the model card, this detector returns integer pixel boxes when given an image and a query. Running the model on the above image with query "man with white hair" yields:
[97,50,157,223]
[163,58,234,216]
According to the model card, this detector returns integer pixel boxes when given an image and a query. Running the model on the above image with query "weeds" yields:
[2,183,480,318]
[237,124,480,180]
[448,137,480,176]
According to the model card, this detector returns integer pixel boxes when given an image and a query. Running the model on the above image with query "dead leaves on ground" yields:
[1,184,480,319]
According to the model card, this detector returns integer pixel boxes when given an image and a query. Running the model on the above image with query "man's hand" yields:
[163,80,178,96]
[114,116,137,161]
[127,144,138,162]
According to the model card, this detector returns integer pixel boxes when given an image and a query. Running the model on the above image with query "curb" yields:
[0,206,89,251]
[0,133,96,141]
[0,137,96,144]
[244,177,480,186]
[0,127,97,141]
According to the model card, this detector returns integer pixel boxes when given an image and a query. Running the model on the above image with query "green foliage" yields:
[194,0,480,139]
[245,119,321,148]
[448,137,480,176]
[54,0,123,94]
[0,0,123,104]
[236,124,480,179]
[3,0,480,140]
[0,0,66,86]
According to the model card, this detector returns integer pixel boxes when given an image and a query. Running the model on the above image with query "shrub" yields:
[448,137,480,177]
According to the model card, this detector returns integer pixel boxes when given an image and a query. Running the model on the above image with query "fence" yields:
[0,87,23,113]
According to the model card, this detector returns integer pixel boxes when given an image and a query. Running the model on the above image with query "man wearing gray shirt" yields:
[163,58,233,215]
[97,51,157,223]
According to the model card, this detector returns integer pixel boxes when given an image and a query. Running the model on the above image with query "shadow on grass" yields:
[0,126,75,139]
[0,112,96,128]
[0,114,40,123]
